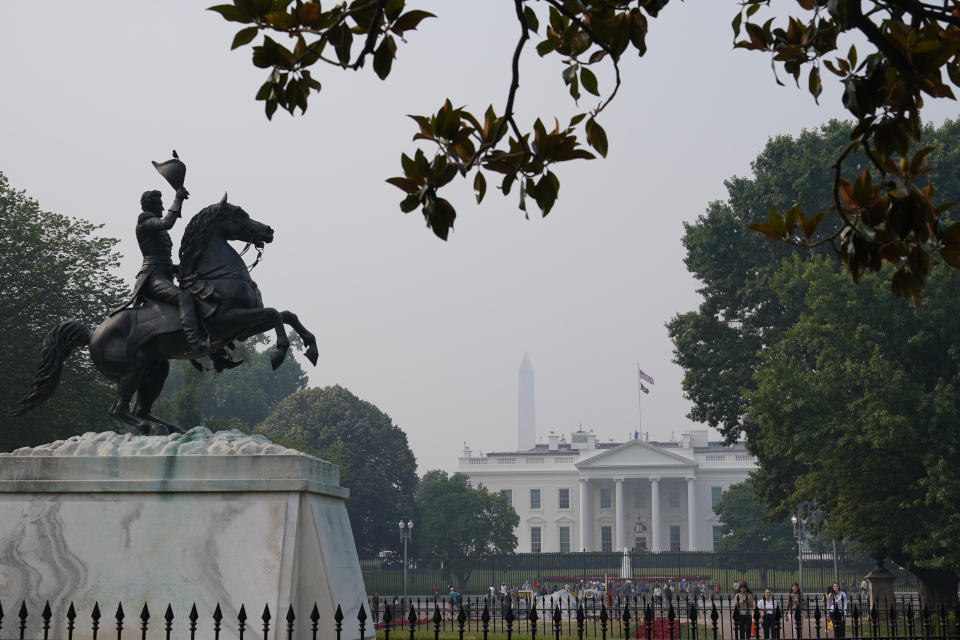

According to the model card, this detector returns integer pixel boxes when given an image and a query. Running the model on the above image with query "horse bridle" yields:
[181,243,264,284]
[238,242,264,272]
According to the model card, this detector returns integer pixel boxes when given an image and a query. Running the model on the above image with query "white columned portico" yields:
[579,478,590,551]
[650,477,661,551]
[686,477,697,550]
[614,477,625,551]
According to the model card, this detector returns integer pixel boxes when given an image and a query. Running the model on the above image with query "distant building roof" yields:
[483,437,747,456]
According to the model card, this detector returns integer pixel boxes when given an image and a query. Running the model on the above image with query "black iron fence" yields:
[369,594,959,639]
[3,594,959,640]
[0,601,352,640]
[361,551,916,596]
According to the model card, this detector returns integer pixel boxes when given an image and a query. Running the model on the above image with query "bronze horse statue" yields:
[13,198,319,434]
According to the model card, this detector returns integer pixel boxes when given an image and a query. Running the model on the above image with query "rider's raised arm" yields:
[168,187,189,217]
[139,188,189,231]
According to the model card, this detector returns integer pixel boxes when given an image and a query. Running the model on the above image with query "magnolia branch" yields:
[541,0,623,115]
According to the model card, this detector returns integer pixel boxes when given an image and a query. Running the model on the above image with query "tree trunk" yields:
[909,566,959,606]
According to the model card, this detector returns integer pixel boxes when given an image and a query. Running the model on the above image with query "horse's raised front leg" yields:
[220,306,289,369]
[281,310,319,366]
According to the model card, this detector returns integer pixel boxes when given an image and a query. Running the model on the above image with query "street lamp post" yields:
[791,515,805,593]
[399,519,414,600]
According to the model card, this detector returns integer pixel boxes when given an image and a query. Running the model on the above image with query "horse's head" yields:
[218,203,274,248]
[179,200,275,274]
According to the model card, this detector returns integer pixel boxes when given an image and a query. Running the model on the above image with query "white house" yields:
[457,428,756,553]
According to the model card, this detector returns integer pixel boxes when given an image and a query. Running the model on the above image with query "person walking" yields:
[827,583,847,638]
[733,582,756,640]
[758,588,778,639]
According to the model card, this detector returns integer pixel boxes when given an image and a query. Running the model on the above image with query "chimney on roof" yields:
[548,431,560,451]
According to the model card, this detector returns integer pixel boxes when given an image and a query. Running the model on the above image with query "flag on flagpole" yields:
[640,382,650,395]
[638,366,654,385]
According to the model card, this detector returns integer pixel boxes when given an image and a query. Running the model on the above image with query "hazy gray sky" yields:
[1,2,956,473]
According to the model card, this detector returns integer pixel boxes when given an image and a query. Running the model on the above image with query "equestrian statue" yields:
[12,152,319,435]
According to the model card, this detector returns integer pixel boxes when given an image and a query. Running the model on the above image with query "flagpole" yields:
[637,364,642,433]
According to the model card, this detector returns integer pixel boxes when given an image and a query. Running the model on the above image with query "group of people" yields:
[732,581,851,639]
[572,577,722,602]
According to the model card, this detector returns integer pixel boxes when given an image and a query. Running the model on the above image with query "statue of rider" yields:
[119,187,208,352]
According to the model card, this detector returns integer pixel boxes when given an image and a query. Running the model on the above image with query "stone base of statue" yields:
[0,428,368,640]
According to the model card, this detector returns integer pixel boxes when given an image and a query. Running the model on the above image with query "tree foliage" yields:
[746,257,960,597]
[208,0,659,239]
[414,470,519,589]
[714,482,794,553]
[669,121,960,599]
[734,0,960,303]
[254,384,419,554]
[0,171,126,451]
[714,482,795,588]
[669,119,960,438]
[153,334,308,430]
[209,0,960,299]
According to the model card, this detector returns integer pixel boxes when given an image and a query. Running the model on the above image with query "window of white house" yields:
[531,527,542,553]
[634,536,647,551]
[670,525,681,551]
[600,487,612,509]
[503,489,512,507]
[530,489,541,509]
[559,488,570,509]
[559,527,571,553]
[601,526,613,552]
[711,486,723,508]
[712,526,723,550]
[635,486,646,509]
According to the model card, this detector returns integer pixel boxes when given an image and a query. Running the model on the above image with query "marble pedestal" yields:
[0,428,369,640]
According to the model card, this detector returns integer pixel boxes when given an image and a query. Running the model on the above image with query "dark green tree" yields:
[414,470,519,589]
[714,482,794,552]
[254,385,418,555]
[669,121,960,601]
[154,334,308,430]
[0,171,126,450]
[208,1,960,300]
[714,482,794,589]
[669,119,960,439]
[746,256,960,602]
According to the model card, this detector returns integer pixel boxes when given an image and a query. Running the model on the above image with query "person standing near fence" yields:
[827,583,847,638]
[786,583,803,639]
[733,582,756,639]
[758,588,778,639]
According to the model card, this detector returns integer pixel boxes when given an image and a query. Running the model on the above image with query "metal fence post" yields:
[383,599,392,640]
[67,603,77,640]
[39,601,51,640]
[600,601,608,640]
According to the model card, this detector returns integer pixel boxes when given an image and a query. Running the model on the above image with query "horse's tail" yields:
[10,320,93,416]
